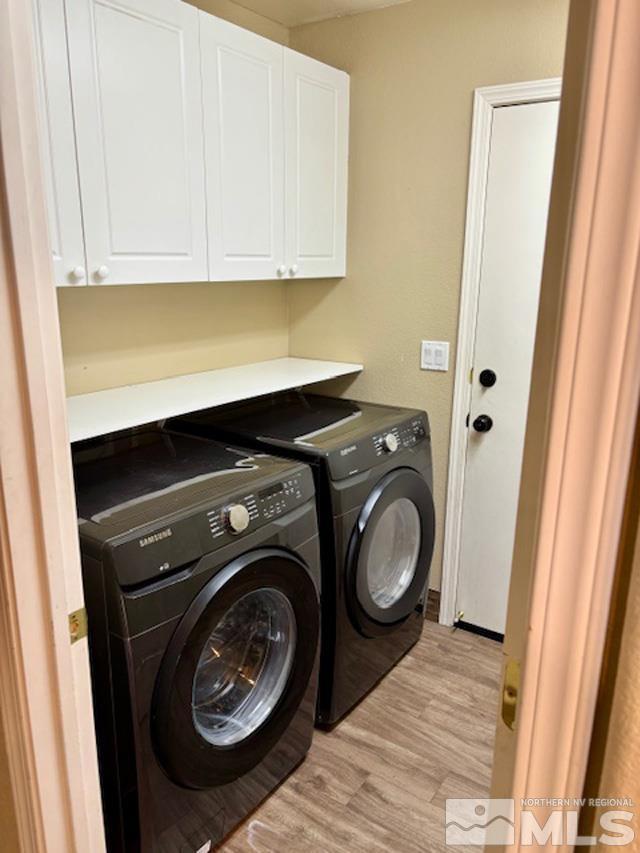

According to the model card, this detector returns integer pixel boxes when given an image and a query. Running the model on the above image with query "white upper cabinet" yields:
[200,15,285,281]
[285,49,349,279]
[65,0,207,284]
[32,0,87,286]
[32,1,349,286]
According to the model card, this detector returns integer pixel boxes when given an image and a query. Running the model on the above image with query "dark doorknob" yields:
[479,369,497,388]
[473,414,493,433]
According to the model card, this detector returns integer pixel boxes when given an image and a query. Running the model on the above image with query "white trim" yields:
[0,0,105,848]
[440,78,562,626]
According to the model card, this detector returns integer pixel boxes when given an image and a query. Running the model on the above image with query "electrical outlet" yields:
[421,340,449,372]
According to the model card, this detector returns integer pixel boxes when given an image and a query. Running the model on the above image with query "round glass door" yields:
[366,498,421,609]
[152,549,320,789]
[192,588,296,746]
[347,467,435,635]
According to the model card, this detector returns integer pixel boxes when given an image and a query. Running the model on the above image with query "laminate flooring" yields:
[221,621,502,852]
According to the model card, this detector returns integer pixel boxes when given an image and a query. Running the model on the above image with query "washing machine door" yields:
[346,467,435,637]
[152,548,319,789]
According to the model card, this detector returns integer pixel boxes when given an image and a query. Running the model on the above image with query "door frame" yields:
[0,1,105,849]
[440,77,562,627]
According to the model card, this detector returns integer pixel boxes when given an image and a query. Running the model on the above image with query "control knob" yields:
[224,503,250,534]
[383,433,399,453]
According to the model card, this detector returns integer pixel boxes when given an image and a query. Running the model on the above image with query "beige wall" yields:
[57,0,289,396]
[59,283,289,394]
[182,0,289,44]
[583,374,640,831]
[287,0,569,588]
[593,476,640,839]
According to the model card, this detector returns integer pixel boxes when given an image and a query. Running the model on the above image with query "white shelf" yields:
[67,357,363,442]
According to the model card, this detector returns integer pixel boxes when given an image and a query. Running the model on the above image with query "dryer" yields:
[72,428,320,851]
[170,394,435,727]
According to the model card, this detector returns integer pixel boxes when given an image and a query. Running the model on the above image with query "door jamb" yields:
[0,0,105,849]
[439,77,562,626]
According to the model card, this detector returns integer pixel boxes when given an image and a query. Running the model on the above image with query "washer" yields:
[72,428,320,852]
[170,393,435,727]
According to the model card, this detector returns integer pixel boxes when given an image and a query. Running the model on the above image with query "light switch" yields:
[421,340,449,372]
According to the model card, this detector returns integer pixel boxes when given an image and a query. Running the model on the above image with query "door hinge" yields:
[501,658,520,730]
[469,367,474,384]
[69,607,88,644]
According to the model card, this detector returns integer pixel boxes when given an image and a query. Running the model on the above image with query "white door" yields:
[284,49,349,279]
[32,0,87,286]
[456,99,559,636]
[65,0,207,285]
[201,15,285,281]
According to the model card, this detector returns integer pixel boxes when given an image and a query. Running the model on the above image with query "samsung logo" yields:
[340,445,357,457]
[139,528,173,548]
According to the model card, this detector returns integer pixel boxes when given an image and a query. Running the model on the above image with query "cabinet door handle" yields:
[95,265,110,280]
[289,264,299,276]
[71,266,86,281]
[277,264,287,277]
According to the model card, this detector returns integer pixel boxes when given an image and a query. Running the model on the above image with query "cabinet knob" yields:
[277,264,287,277]
[71,266,86,281]
[290,264,299,276]
[95,265,110,280]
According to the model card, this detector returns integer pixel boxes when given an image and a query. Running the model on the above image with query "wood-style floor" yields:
[221,620,502,852]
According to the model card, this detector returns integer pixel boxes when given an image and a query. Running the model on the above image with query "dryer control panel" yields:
[373,417,427,457]
[327,412,430,481]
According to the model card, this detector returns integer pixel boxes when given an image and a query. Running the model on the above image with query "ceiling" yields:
[231,0,413,27]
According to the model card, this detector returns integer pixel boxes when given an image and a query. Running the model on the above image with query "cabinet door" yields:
[285,50,349,279]
[200,15,285,281]
[65,0,207,285]
[32,0,87,286]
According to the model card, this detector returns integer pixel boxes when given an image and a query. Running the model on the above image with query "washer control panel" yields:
[205,472,307,540]
[258,473,305,520]
[373,417,427,457]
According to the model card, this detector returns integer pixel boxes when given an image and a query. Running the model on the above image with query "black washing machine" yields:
[170,394,435,727]
[72,428,321,852]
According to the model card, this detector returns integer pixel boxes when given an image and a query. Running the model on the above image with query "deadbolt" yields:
[479,369,497,388]
[473,414,493,433]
